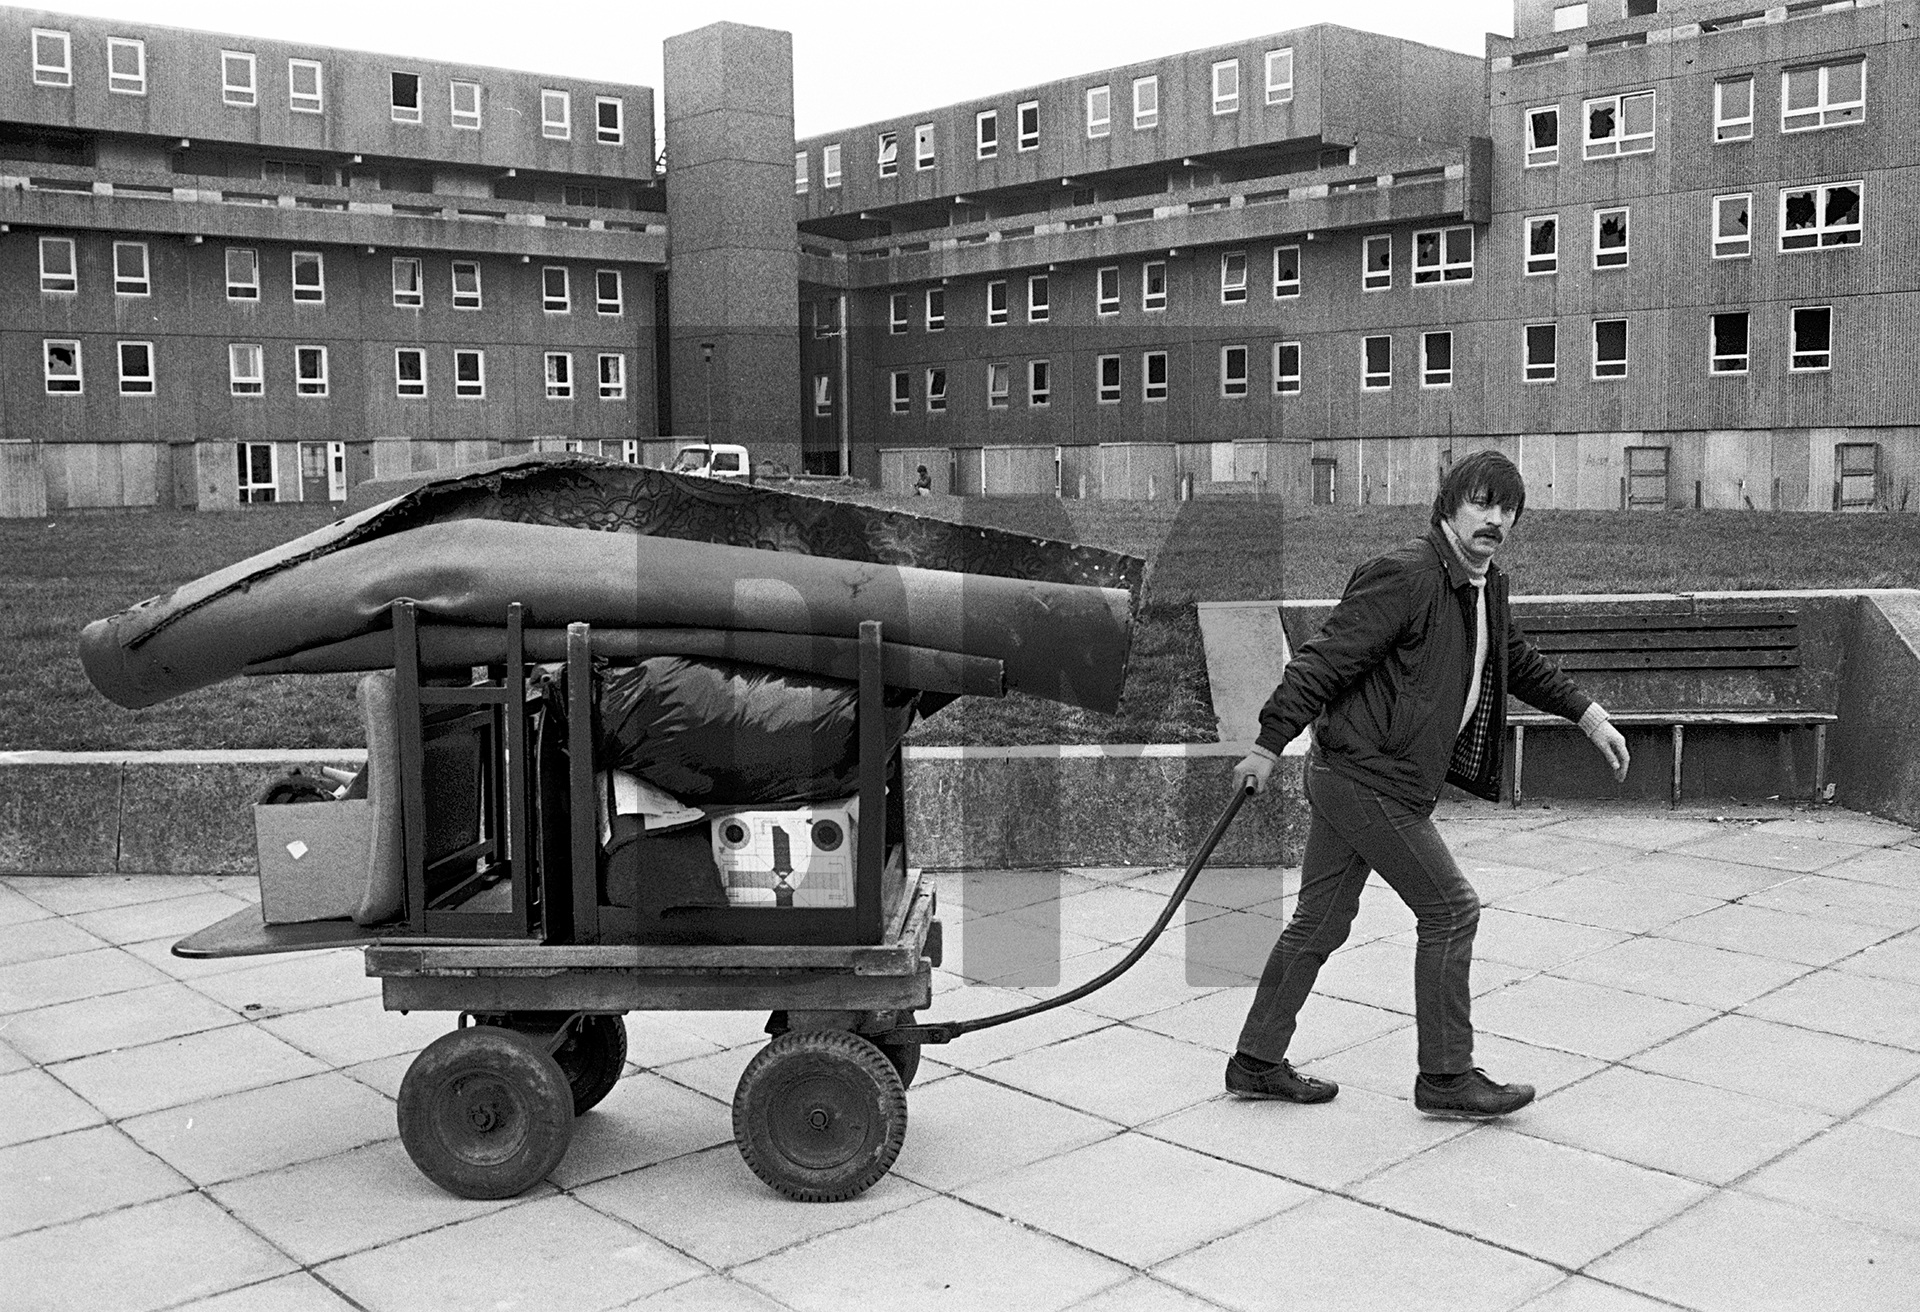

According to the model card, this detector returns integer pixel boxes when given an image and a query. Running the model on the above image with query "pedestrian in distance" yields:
[1227,450,1631,1119]
[913,465,933,496]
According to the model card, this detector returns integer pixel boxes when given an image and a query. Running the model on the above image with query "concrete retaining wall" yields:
[1832,593,1920,829]
[0,745,1306,877]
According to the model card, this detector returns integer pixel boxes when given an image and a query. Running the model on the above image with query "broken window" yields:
[1780,183,1861,251]
[1527,216,1558,274]
[1584,90,1655,158]
[1594,208,1629,269]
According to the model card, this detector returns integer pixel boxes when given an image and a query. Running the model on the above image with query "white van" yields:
[669,443,751,479]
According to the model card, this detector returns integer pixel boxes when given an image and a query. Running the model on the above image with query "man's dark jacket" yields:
[1252,526,1591,806]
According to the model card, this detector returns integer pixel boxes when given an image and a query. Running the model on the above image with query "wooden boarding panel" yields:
[1532,630,1798,652]
[1521,611,1798,632]
[1548,650,1800,671]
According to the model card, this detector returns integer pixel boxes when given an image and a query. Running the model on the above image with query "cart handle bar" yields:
[892,777,1258,1047]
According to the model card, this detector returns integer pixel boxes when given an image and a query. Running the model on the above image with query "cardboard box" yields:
[254,800,373,924]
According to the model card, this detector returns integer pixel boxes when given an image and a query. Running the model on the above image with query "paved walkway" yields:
[4,801,1920,1311]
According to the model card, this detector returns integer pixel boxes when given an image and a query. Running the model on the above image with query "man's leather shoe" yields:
[1225,1053,1338,1103]
[1413,1068,1535,1119]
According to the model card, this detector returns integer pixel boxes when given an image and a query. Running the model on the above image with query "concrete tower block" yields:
[664,22,801,467]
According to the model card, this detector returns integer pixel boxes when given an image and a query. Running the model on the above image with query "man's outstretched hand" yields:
[1234,748,1277,795]
[1590,721,1631,782]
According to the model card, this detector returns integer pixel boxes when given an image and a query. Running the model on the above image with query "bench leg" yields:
[1512,725,1525,808]
[1670,725,1683,808]
[1814,723,1829,802]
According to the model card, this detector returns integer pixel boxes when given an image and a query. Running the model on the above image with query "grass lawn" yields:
[6,495,1918,751]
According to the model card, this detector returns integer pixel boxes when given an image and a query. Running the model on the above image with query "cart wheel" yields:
[875,1015,922,1089]
[552,1015,627,1115]
[398,1026,574,1199]
[732,1029,907,1202]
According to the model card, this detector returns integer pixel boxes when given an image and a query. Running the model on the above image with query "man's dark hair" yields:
[1431,450,1527,527]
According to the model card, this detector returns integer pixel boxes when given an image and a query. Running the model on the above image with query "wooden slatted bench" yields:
[1508,608,1836,806]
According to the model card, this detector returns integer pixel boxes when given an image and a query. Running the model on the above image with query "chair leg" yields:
[1670,725,1683,808]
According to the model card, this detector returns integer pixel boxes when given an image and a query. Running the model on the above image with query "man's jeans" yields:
[1236,755,1480,1075]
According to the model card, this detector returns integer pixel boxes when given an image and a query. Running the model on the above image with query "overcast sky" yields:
[34,1,1515,138]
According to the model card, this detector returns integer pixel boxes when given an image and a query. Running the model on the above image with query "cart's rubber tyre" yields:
[398,1026,575,1199]
[732,1029,908,1202]
[552,1014,627,1115]
[874,1016,921,1090]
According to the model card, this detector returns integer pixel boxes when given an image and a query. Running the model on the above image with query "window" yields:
[1593,318,1629,378]
[542,352,572,399]
[1097,354,1121,403]
[451,80,481,129]
[392,258,422,308]
[1526,106,1560,167]
[295,345,328,396]
[1626,447,1669,509]
[1783,59,1864,132]
[542,266,571,313]
[1097,266,1120,315]
[451,260,482,309]
[1585,91,1655,158]
[1143,351,1168,402]
[237,444,277,503]
[1422,332,1453,387]
[1553,3,1590,31]
[1266,48,1294,105]
[1221,345,1249,397]
[1017,100,1039,151]
[291,251,324,303]
[542,90,571,139]
[812,373,832,416]
[598,354,625,400]
[1142,261,1167,312]
[116,341,154,395]
[1213,60,1240,114]
[596,269,622,315]
[1628,0,1659,14]
[1087,86,1111,138]
[1715,77,1754,142]
[289,59,323,113]
[1221,251,1249,304]
[108,38,146,95]
[220,248,259,301]
[229,343,263,395]
[113,242,150,297]
[222,51,256,106]
[1594,208,1630,269]
[1780,182,1861,251]
[795,151,808,194]
[988,363,1011,408]
[925,288,945,331]
[42,338,80,389]
[1414,227,1473,284]
[1526,216,1558,274]
[1273,245,1301,298]
[1525,323,1557,382]
[1363,235,1391,291]
[390,71,420,123]
[1790,306,1832,371]
[890,371,911,414]
[454,349,485,397]
[597,97,623,145]
[395,348,426,396]
[1029,359,1051,407]
[976,110,998,159]
[39,237,76,293]
[1710,311,1749,373]
[262,158,323,186]
[877,131,898,178]
[1028,275,1050,322]
[913,122,935,170]
[1363,336,1392,389]
[1274,341,1301,394]
[1133,77,1159,129]
[1713,194,1751,258]
[823,143,842,187]
[32,28,70,86]
[987,280,1008,325]
[1837,443,1879,509]
[926,368,948,412]
[890,293,909,334]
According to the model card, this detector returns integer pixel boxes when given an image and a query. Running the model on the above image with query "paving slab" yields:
[1,979,245,1064]
[1546,934,1812,1010]
[889,1072,1116,1193]
[1628,1013,1920,1116]
[1471,973,1717,1061]
[1737,1121,1920,1237]
[119,1070,394,1185]
[49,1022,329,1119]
[1739,968,1920,1050]
[0,1124,190,1239]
